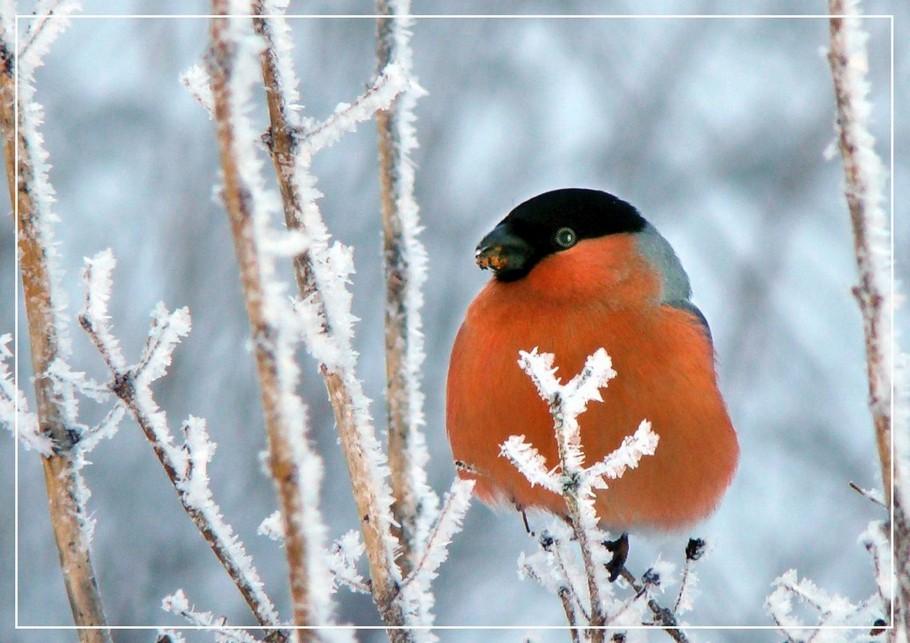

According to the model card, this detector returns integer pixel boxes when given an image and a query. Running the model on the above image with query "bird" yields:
[445,188,739,573]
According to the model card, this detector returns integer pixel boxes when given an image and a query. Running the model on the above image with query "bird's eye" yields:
[554,227,577,248]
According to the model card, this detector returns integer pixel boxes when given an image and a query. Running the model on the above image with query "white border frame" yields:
[12,10,896,636]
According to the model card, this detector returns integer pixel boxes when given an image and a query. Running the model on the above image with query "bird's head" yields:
[475,188,647,281]
[474,188,691,305]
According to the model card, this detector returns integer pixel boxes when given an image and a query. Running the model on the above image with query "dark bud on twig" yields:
[870,619,887,636]
[685,537,706,561]
[260,128,274,152]
[539,530,555,551]
[642,567,661,588]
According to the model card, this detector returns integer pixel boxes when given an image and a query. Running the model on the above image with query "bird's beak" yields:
[475,225,532,276]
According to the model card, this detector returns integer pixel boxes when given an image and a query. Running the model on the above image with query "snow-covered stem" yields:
[518,349,616,636]
[374,0,436,570]
[161,590,263,643]
[250,3,419,637]
[209,5,343,636]
[328,530,372,595]
[827,0,892,506]
[398,477,474,623]
[78,252,284,637]
[511,348,676,641]
[558,586,581,643]
[673,539,704,617]
[0,6,111,639]
[765,568,880,639]
[827,2,908,636]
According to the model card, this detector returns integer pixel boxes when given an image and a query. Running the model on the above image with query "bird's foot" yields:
[604,532,629,582]
[520,508,532,536]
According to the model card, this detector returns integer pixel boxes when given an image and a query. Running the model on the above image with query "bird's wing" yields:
[665,299,713,345]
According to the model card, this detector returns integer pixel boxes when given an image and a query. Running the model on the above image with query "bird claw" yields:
[604,532,629,582]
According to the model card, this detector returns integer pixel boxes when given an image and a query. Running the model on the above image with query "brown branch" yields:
[828,2,907,635]
[558,586,581,643]
[0,38,111,643]
[78,309,285,639]
[375,0,422,569]
[209,7,319,634]
[251,8,411,638]
[827,0,892,508]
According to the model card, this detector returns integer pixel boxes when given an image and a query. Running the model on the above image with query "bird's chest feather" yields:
[446,255,738,530]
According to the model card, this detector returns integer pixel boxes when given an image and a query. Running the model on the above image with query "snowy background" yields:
[3,0,908,641]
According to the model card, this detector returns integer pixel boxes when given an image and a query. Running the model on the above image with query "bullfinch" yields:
[446,188,739,568]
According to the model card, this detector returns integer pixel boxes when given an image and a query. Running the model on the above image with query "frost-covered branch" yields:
[518,348,623,631]
[247,2,435,637]
[764,521,890,639]
[374,0,436,570]
[78,250,284,636]
[208,5,345,635]
[0,4,112,638]
[827,0,892,505]
[255,518,373,596]
[301,63,410,155]
[766,568,880,640]
[398,478,474,620]
[825,2,907,637]
[507,348,692,642]
[673,539,705,617]
[162,590,263,643]
[0,333,52,453]
[328,530,372,595]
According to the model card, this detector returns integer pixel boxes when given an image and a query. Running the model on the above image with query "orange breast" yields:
[445,234,739,531]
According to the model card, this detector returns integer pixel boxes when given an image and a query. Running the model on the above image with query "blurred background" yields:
[2,0,908,641]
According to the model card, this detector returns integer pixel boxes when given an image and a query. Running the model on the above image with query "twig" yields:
[510,348,661,643]
[849,481,888,509]
[78,253,284,638]
[558,586,581,643]
[0,5,111,639]
[375,0,435,571]
[618,569,688,643]
[827,1,906,633]
[162,589,263,643]
[250,3,414,637]
[209,5,342,636]
[827,0,892,507]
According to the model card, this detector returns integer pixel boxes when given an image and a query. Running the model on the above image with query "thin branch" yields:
[558,586,581,643]
[79,251,284,637]
[250,3,415,637]
[617,568,688,643]
[849,480,888,509]
[0,4,111,637]
[827,0,892,506]
[209,5,342,636]
[161,590,263,643]
[375,0,436,570]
